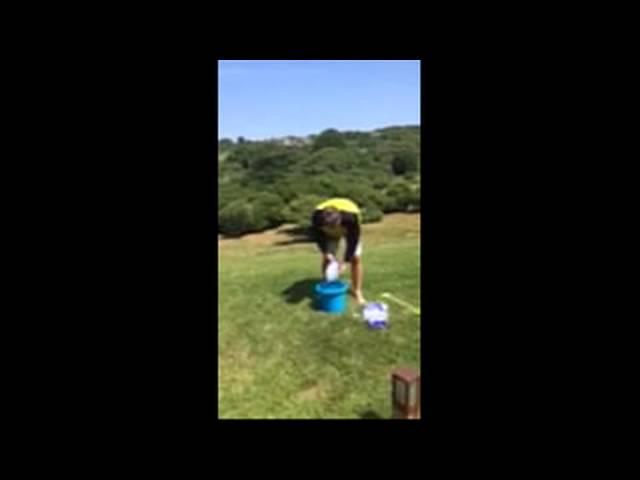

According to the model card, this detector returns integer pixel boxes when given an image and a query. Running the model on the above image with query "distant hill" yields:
[218,125,421,236]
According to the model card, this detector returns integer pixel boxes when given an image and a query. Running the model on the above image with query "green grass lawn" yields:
[218,214,421,419]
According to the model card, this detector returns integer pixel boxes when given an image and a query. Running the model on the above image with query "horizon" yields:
[218,123,421,142]
[219,60,421,141]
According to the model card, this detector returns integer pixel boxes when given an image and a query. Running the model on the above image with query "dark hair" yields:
[320,208,341,227]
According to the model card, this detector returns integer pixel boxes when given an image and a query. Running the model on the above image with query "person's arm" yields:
[343,213,361,263]
[310,210,331,257]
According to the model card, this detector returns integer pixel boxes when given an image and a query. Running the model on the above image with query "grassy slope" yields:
[218,214,421,419]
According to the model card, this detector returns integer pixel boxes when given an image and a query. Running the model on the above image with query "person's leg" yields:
[349,242,365,304]
[350,256,365,304]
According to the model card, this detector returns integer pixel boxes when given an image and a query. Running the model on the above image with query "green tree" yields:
[274,179,300,203]
[309,147,358,174]
[391,150,418,175]
[372,174,390,190]
[384,180,414,212]
[218,125,421,236]
[408,186,421,212]
[361,204,384,223]
[219,200,268,236]
[312,129,346,150]
[249,192,286,227]
[282,194,324,229]
[252,151,298,185]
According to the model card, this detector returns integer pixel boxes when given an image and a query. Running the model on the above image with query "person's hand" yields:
[339,262,347,274]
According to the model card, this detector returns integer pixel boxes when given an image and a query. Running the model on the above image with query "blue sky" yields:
[219,60,420,140]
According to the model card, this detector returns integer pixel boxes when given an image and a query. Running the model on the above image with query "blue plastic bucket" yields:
[314,280,348,314]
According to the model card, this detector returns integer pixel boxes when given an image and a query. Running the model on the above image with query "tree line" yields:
[218,126,421,236]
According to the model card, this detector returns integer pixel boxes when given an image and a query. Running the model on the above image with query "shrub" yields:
[282,194,325,229]
[383,180,414,212]
[312,129,346,150]
[219,200,268,236]
[361,204,384,223]
[391,150,418,175]
[249,192,286,227]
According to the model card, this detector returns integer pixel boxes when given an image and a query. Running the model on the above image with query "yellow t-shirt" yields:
[315,198,361,217]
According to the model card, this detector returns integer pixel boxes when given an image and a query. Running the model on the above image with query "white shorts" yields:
[324,238,362,259]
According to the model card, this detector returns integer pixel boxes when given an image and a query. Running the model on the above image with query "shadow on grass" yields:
[280,225,308,236]
[282,278,318,305]
[273,238,313,247]
[359,410,384,420]
[219,232,245,239]
[273,226,314,247]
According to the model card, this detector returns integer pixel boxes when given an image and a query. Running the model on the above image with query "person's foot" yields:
[350,288,366,305]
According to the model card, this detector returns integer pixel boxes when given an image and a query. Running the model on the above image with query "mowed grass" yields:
[218,214,421,419]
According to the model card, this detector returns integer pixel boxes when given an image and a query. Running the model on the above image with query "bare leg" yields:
[350,256,365,305]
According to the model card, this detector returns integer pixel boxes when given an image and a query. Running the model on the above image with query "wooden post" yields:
[391,368,421,419]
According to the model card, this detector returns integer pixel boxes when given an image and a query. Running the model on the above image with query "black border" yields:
[75,48,553,439]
